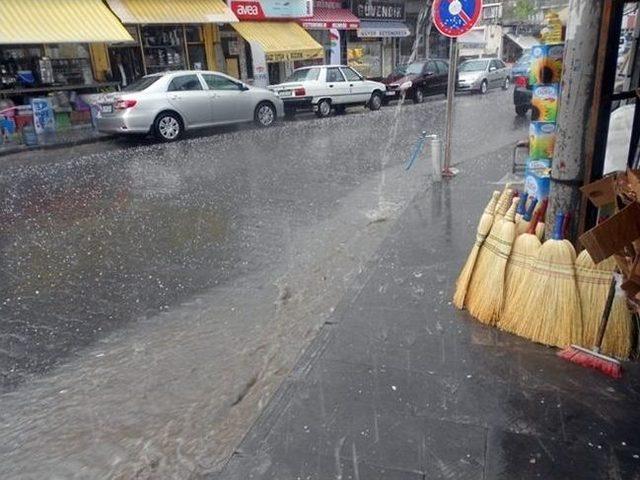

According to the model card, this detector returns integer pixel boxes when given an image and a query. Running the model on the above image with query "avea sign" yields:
[228,0,313,19]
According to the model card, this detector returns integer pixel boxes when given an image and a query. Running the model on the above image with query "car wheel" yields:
[381,97,390,106]
[334,105,346,115]
[412,88,424,104]
[502,77,510,90]
[154,112,182,142]
[515,104,529,116]
[315,99,332,118]
[255,102,276,127]
[368,91,383,111]
[480,80,488,94]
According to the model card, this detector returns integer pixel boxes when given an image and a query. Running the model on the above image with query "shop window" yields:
[168,74,203,91]
[142,26,187,73]
[347,42,382,79]
[202,74,241,91]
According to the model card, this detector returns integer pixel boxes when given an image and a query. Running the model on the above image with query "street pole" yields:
[442,37,457,177]
[544,0,604,240]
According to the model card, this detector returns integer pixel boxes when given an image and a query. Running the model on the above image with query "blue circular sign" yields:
[433,0,483,38]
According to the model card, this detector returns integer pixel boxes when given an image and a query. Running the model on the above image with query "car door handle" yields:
[349,84,354,87]
[329,84,334,88]
[170,94,181,100]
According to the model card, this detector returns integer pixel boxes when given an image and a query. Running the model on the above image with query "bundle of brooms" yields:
[512,212,583,348]
[465,197,520,325]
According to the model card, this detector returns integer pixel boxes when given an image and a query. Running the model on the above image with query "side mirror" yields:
[425,71,435,76]
[239,84,250,91]
[489,66,497,72]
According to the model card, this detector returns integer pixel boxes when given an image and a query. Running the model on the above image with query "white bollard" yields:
[427,134,443,180]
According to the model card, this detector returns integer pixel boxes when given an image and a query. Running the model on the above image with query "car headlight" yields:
[399,80,412,91]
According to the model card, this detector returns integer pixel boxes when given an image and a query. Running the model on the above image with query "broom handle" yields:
[594,274,617,352]
[526,206,541,234]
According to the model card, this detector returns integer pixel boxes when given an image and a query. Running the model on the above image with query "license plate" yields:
[101,104,113,113]
[278,90,293,97]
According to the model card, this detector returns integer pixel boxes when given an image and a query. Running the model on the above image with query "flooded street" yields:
[0,91,527,478]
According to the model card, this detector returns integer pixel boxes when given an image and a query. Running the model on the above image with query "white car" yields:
[269,65,387,118]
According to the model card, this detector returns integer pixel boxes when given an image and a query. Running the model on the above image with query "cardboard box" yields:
[532,84,559,122]
[529,121,556,159]
[529,43,564,85]
[579,202,640,263]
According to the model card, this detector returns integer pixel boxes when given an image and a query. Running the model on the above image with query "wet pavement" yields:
[0,90,531,478]
[216,145,640,480]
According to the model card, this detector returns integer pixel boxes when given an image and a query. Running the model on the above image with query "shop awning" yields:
[504,33,538,51]
[232,22,323,62]
[105,0,238,24]
[299,8,360,30]
[357,21,410,38]
[0,0,133,44]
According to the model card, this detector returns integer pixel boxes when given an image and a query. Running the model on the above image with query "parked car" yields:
[456,58,511,94]
[510,50,532,80]
[268,65,387,118]
[96,70,284,141]
[381,59,449,104]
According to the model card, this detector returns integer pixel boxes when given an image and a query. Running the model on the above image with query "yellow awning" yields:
[0,0,133,44]
[106,0,238,24]
[232,22,324,63]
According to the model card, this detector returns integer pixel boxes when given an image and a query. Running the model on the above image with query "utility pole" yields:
[408,0,434,63]
[544,0,604,239]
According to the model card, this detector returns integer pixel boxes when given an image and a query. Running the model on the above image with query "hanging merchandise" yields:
[524,158,552,201]
[529,43,564,85]
[529,122,556,159]
[531,84,559,122]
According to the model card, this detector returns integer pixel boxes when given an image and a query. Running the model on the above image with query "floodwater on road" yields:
[0,90,527,478]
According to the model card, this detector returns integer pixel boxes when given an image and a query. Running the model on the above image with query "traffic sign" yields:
[432,0,483,38]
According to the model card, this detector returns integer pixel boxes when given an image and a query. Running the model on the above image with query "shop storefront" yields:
[299,0,360,65]
[227,0,324,85]
[348,0,409,79]
[104,0,238,84]
[0,0,133,145]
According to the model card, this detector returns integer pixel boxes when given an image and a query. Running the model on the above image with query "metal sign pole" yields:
[443,36,458,177]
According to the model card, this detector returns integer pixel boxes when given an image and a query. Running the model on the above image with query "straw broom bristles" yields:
[497,208,543,334]
[453,190,501,309]
[576,252,632,359]
[465,197,519,325]
[515,213,582,348]
[493,187,514,227]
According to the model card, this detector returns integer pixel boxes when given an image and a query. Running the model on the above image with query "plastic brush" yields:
[559,274,623,379]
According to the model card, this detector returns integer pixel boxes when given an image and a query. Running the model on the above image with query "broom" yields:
[465,197,519,325]
[558,272,623,378]
[534,199,549,240]
[493,187,514,226]
[453,190,501,309]
[515,212,582,347]
[516,198,538,236]
[574,252,632,359]
[497,206,544,333]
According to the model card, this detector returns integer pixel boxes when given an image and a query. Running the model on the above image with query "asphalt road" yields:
[0,89,528,478]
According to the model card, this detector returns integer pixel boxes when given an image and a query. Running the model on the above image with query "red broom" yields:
[558,274,623,379]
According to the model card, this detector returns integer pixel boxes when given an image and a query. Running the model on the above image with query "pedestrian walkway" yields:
[0,126,112,157]
[215,145,640,479]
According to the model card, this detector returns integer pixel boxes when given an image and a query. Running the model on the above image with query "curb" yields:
[0,132,117,158]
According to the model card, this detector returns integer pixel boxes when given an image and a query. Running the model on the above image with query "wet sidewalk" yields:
[0,126,112,157]
[215,147,640,479]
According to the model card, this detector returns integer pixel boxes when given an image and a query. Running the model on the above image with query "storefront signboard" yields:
[352,0,404,22]
[229,0,313,20]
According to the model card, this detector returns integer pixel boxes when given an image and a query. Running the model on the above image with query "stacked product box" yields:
[525,42,564,201]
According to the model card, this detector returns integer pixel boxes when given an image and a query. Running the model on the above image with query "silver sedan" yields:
[97,70,284,141]
[456,58,510,94]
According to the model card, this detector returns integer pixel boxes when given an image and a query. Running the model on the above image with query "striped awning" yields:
[0,0,133,44]
[232,22,323,63]
[105,0,238,24]
[299,8,360,30]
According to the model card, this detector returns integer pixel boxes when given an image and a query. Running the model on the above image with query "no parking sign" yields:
[432,0,483,38]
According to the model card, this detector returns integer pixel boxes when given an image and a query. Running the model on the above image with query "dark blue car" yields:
[511,51,533,116]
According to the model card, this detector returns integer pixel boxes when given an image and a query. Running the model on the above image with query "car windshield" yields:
[285,68,320,82]
[459,59,489,72]
[405,62,426,75]
[516,54,532,66]
[122,75,161,92]
[392,64,407,76]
